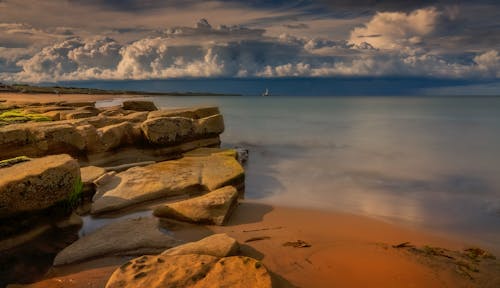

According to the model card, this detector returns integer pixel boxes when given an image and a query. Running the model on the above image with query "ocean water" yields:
[108,95,500,250]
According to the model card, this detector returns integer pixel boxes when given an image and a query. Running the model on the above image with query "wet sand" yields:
[12,201,498,288]
[212,201,479,288]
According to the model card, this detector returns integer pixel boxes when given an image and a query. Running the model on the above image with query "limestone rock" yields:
[153,186,238,225]
[0,154,80,218]
[105,254,272,288]
[120,111,148,123]
[64,110,99,120]
[99,106,127,117]
[53,217,182,266]
[94,122,134,152]
[148,106,220,119]
[199,156,245,191]
[91,155,244,214]
[81,166,106,194]
[81,166,107,185]
[194,114,224,135]
[183,147,238,159]
[0,122,89,159]
[122,100,158,111]
[42,110,61,121]
[161,233,239,258]
[60,101,96,108]
[141,117,194,145]
[23,106,73,114]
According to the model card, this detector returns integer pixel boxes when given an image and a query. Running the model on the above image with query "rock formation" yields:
[0,154,80,218]
[153,186,239,225]
[105,234,271,288]
[161,233,239,258]
[0,101,225,166]
[91,155,244,214]
[53,217,182,266]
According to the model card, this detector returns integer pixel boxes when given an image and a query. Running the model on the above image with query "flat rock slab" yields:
[105,254,272,288]
[0,154,79,218]
[153,186,239,225]
[140,114,224,146]
[91,155,244,214]
[122,101,157,112]
[161,233,239,258]
[53,217,182,266]
[81,166,106,185]
[183,147,237,159]
[147,106,220,119]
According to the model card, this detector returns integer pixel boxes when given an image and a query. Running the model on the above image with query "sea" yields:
[97,94,500,251]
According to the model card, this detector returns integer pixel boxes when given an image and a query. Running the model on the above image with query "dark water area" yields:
[57,78,500,96]
[0,225,80,287]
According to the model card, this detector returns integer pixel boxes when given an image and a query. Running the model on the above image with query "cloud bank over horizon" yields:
[0,1,499,83]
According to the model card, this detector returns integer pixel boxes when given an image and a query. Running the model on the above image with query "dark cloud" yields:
[0,2,499,81]
[283,23,309,29]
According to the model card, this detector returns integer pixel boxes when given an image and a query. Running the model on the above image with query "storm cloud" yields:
[0,1,499,82]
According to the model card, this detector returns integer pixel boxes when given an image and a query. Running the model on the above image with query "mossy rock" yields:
[0,109,53,124]
[0,156,31,169]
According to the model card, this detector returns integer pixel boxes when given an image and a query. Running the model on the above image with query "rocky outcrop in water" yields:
[0,100,260,287]
[53,217,182,266]
[153,186,239,225]
[122,100,158,111]
[91,154,244,214]
[0,154,80,218]
[0,101,224,166]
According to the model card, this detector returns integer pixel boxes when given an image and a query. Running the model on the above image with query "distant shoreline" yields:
[0,83,240,97]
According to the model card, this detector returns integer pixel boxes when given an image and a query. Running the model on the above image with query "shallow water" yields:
[130,95,500,250]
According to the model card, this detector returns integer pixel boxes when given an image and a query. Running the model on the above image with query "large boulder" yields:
[141,113,224,146]
[93,122,135,152]
[0,154,80,218]
[0,122,86,159]
[105,254,272,288]
[141,117,194,145]
[161,233,239,258]
[80,165,107,195]
[194,114,224,135]
[91,155,244,214]
[53,217,182,266]
[64,110,99,120]
[148,106,220,119]
[153,186,238,225]
[122,100,157,112]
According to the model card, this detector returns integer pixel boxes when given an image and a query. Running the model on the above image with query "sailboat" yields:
[262,88,270,96]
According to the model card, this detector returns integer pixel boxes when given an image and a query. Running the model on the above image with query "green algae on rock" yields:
[0,109,52,125]
[0,156,31,168]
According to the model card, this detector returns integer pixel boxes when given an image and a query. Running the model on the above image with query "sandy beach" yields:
[11,201,499,288]
[0,93,134,103]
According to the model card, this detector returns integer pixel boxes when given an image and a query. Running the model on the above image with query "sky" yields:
[0,0,499,87]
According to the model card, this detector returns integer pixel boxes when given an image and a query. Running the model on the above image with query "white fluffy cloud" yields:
[473,50,500,78]
[349,7,441,52]
[1,13,499,82]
